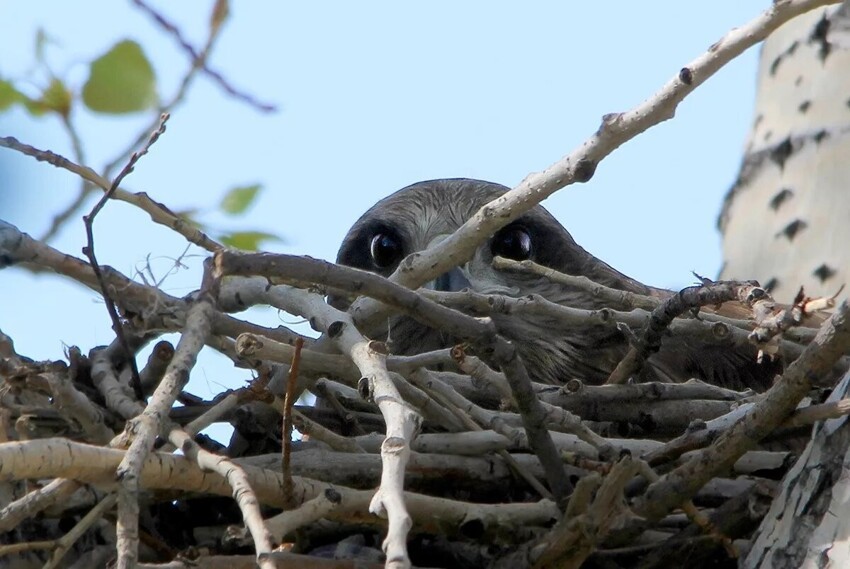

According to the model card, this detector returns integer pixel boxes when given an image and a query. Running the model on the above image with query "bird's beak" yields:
[423,234,472,292]
[429,267,471,292]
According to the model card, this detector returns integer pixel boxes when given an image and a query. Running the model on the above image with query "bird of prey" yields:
[336,178,779,391]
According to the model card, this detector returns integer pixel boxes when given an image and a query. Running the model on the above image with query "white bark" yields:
[743,371,850,568]
[720,5,850,301]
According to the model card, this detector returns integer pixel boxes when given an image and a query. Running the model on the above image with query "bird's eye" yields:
[491,226,532,261]
[370,233,403,269]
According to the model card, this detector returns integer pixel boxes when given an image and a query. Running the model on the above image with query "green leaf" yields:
[38,78,72,117]
[82,40,157,114]
[219,231,281,251]
[0,80,22,111]
[219,184,262,215]
[0,79,47,116]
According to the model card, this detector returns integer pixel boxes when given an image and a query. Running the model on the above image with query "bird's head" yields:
[335,178,647,302]
[332,179,653,378]
[333,178,778,389]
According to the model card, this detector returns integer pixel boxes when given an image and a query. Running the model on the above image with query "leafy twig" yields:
[131,0,277,114]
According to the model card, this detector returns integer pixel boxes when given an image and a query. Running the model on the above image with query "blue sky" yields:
[1,2,767,423]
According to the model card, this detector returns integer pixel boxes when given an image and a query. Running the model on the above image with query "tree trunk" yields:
[718,5,850,301]
[722,4,850,566]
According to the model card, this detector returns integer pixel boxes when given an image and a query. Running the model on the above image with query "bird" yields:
[335,178,781,391]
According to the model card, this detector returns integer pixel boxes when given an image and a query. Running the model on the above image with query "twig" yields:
[131,0,277,114]
[139,340,175,396]
[344,0,843,337]
[282,337,304,506]
[168,429,275,568]
[215,252,572,504]
[606,279,763,384]
[410,369,553,500]
[528,455,640,569]
[114,280,214,569]
[493,256,662,311]
[212,266,421,568]
[451,345,513,403]
[0,479,80,533]
[632,301,850,523]
[0,438,561,538]
[43,494,118,569]
[0,137,222,251]
[81,113,170,400]
[265,488,342,542]
[314,379,367,435]
[291,409,367,454]
[633,459,737,559]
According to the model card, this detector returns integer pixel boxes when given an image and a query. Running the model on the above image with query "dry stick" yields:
[214,273,421,568]
[291,409,367,454]
[451,345,513,402]
[606,279,766,384]
[411,369,553,500]
[98,338,274,565]
[44,370,114,444]
[783,397,850,427]
[81,114,169,400]
[168,429,275,569]
[632,459,736,560]
[493,257,662,311]
[314,379,367,436]
[0,478,80,533]
[282,337,305,506]
[215,252,572,504]
[632,301,850,523]
[425,287,814,366]
[0,220,306,351]
[2,353,147,535]
[43,494,118,569]
[344,0,841,337]
[235,330,457,383]
[180,362,275,437]
[114,291,215,569]
[645,394,850,467]
[529,455,641,569]
[139,340,175,396]
[0,438,561,538]
[0,137,222,252]
[265,488,342,543]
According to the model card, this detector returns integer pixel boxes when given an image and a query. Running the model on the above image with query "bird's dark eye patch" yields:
[370,232,404,269]
[491,226,532,261]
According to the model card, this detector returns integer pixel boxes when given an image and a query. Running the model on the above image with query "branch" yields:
[131,0,277,114]
[0,438,561,538]
[345,0,842,333]
[114,287,215,569]
[214,252,572,504]
[212,265,421,568]
[0,137,222,251]
[632,300,850,523]
[82,113,170,400]
[606,279,763,384]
